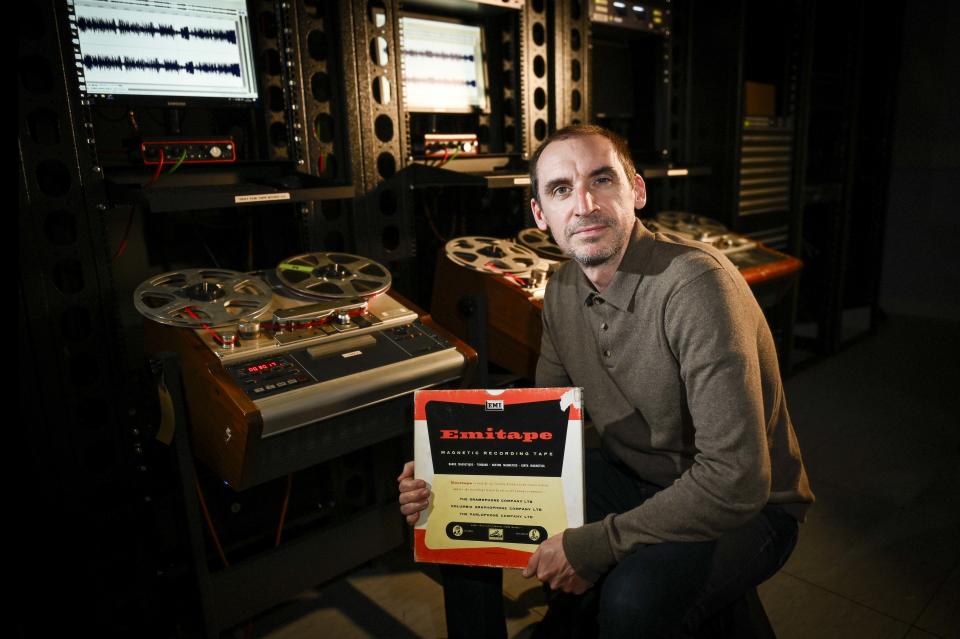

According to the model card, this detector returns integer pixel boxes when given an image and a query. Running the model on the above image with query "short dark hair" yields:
[529,124,637,204]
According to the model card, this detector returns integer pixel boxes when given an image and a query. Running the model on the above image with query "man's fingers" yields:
[538,563,554,584]
[397,461,426,527]
[397,461,415,482]
[398,487,429,505]
[522,550,540,578]
[398,478,426,493]
[399,500,428,516]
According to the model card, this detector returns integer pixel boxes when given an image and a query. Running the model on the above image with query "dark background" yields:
[17,1,959,636]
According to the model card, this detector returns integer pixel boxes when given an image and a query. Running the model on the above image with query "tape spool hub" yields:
[276,252,392,299]
[134,269,273,328]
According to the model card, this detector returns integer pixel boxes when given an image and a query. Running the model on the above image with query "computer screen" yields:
[400,16,488,113]
[66,0,259,105]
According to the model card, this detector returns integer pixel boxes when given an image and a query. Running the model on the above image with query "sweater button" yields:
[601,323,609,331]
[603,350,612,357]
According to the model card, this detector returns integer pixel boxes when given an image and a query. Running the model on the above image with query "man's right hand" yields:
[397,461,430,525]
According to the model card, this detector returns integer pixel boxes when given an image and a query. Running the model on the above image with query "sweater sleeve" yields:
[563,267,772,582]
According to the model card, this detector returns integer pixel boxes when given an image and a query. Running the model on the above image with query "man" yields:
[399,124,814,637]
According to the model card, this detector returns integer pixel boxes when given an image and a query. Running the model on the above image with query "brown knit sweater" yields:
[536,220,814,583]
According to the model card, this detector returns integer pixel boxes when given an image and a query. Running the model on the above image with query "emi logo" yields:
[485,400,504,411]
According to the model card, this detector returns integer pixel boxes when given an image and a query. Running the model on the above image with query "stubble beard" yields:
[563,215,625,267]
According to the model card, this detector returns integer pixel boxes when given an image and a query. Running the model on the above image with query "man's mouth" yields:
[568,219,613,239]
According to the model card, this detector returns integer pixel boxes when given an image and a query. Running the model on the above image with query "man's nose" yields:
[574,186,596,216]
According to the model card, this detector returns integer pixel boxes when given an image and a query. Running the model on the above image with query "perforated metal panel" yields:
[257,2,292,162]
[344,1,413,262]
[281,2,357,253]
[19,0,128,512]
[520,1,551,157]
[553,0,591,128]
[348,1,407,192]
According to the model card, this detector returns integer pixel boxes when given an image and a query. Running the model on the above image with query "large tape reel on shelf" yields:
[444,236,547,275]
[516,227,567,261]
[656,211,727,237]
[276,252,392,299]
[134,269,273,328]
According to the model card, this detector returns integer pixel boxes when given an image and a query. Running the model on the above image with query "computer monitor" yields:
[400,15,489,114]
[66,0,259,106]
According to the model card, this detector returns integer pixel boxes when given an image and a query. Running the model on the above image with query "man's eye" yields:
[595,176,613,185]
[553,186,571,196]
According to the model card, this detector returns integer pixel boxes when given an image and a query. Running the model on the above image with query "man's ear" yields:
[634,174,647,210]
[531,198,549,231]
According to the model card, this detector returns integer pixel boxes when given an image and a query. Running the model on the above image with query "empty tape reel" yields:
[656,211,727,237]
[516,228,567,261]
[444,236,545,275]
[276,252,392,299]
[134,269,273,328]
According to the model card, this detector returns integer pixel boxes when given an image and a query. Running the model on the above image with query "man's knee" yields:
[599,567,666,626]
[597,541,716,636]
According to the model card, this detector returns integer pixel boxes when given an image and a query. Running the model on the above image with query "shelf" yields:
[638,165,713,179]
[400,157,530,190]
[399,160,708,190]
[104,161,354,212]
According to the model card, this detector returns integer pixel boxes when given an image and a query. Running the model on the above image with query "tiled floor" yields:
[238,314,960,639]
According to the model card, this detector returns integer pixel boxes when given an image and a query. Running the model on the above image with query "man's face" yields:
[530,135,646,268]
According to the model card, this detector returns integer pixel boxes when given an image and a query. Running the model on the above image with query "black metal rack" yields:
[104,163,355,213]
[155,352,408,638]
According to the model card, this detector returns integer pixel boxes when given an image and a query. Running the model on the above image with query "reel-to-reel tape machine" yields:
[431,234,562,381]
[643,212,758,255]
[139,252,473,490]
[431,214,801,380]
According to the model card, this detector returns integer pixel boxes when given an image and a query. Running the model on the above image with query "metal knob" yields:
[238,321,261,340]
[216,330,237,349]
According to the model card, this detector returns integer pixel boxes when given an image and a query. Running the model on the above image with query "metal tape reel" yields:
[133,269,273,328]
[516,227,567,261]
[275,252,392,299]
[656,211,727,237]
[444,236,545,275]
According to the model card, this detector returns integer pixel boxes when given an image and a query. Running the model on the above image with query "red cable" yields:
[145,148,165,186]
[111,207,136,261]
[275,474,293,547]
[193,475,230,569]
[182,306,236,346]
[483,261,527,287]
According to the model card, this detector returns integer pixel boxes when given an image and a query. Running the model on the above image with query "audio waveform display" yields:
[400,16,488,113]
[77,16,238,44]
[402,49,476,62]
[67,0,258,103]
[83,55,242,78]
[406,78,479,87]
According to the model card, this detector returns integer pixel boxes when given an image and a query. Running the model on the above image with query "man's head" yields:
[529,125,646,272]
[530,125,637,207]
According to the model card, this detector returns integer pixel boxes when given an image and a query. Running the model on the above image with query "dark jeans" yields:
[441,447,799,639]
